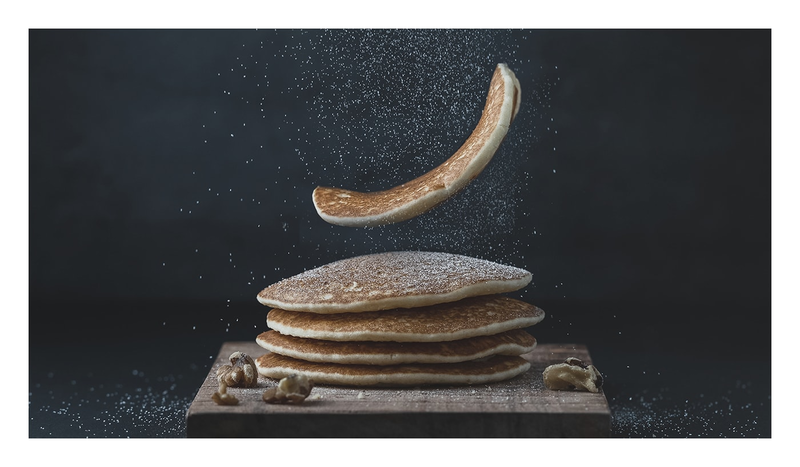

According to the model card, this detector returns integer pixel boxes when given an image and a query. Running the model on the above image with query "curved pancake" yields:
[255,352,530,387]
[256,251,532,314]
[256,329,537,365]
[312,63,521,227]
[266,295,545,342]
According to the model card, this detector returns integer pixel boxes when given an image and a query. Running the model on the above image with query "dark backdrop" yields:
[28,29,771,437]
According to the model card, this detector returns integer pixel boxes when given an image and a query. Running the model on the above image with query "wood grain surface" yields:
[185,341,610,437]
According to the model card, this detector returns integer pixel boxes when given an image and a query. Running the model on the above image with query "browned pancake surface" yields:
[257,251,532,314]
[256,329,536,365]
[312,64,520,227]
[267,295,544,342]
[255,352,530,387]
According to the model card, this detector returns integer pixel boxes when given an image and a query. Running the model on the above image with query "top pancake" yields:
[256,251,532,313]
[312,63,521,227]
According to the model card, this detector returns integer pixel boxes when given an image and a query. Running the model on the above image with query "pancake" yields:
[255,352,530,387]
[256,329,537,365]
[266,295,545,342]
[256,251,532,314]
[312,63,521,227]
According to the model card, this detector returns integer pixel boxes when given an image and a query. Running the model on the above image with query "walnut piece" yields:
[212,389,239,406]
[211,380,239,405]
[263,373,315,404]
[217,351,258,388]
[543,357,604,393]
[211,351,258,406]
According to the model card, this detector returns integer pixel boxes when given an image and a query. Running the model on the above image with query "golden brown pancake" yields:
[312,63,521,227]
[255,352,530,387]
[256,251,532,314]
[256,329,536,365]
[266,295,544,342]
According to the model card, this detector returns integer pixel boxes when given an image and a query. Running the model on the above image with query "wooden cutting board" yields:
[185,341,610,437]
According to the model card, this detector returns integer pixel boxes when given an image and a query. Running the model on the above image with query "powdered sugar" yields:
[257,251,532,312]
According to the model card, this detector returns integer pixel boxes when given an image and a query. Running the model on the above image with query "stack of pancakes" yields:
[254,251,544,387]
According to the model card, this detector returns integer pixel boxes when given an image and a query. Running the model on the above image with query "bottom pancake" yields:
[256,329,536,365]
[255,352,531,387]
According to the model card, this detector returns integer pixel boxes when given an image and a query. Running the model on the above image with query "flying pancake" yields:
[256,329,537,365]
[266,295,545,342]
[256,251,532,314]
[255,352,530,387]
[312,63,521,227]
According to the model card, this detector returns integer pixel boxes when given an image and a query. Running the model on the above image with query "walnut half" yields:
[217,351,258,388]
[211,351,257,406]
[543,357,604,393]
[263,374,315,404]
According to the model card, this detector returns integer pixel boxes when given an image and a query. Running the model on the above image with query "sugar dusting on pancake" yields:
[257,251,532,314]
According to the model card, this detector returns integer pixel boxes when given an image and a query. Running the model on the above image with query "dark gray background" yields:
[29,29,770,437]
